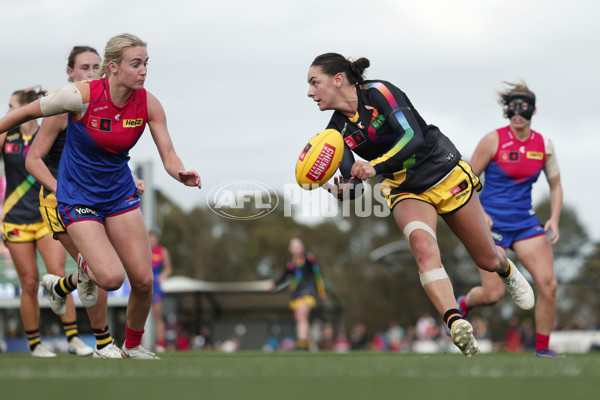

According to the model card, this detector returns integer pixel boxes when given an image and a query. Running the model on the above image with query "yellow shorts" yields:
[39,187,66,237]
[2,221,50,243]
[289,295,317,310]
[382,160,481,215]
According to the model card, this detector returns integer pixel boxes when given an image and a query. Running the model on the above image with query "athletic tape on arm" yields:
[403,221,437,242]
[419,266,449,286]
[39,85,84,117]
[544,138,560,178]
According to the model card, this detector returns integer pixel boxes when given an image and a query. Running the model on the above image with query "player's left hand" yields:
[544,219,560,245]
[351,161,376,180]
[134,178,146,195]
[179,170,202,189]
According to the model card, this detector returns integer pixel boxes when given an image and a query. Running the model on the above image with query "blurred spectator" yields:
[333,331,351,353]
[415,315,438,341]
[386,320,405,352]
[192,325,213,351]
[350,323,368,350]
[521,317,535,351]
[370,332,388,351]
[318,321,335,350]
[504,316,523,352]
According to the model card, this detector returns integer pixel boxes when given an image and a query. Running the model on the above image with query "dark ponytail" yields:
[311,53,370,84]
[13,86,47,105]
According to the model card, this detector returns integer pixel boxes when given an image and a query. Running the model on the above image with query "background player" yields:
[457,80,563,358]
[306,53,535,357]
[149,230,172,352]
[270,237,326,351]
[0,33,201,359]
[1,88,92,357]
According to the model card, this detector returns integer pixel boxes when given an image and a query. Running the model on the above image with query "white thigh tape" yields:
[419,267,449,286]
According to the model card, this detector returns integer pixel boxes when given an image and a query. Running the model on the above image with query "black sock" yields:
[26,329,41,351]
[444,309,463,331]
[54,274,77,297]
[497,262,512,278]
[63,321,79,342]
[93,326,113,350]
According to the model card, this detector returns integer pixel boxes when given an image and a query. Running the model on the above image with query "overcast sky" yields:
[1,0,599,240]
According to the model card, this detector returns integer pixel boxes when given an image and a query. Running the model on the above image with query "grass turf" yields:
[1,351,598,400]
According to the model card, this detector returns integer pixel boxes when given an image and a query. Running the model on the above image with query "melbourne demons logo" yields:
[88,116,112,132]
[305,143,336,182]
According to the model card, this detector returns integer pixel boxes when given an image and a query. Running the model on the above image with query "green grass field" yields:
[1,351,599,400]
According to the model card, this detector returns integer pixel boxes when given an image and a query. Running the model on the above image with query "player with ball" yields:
[301,53,535,357]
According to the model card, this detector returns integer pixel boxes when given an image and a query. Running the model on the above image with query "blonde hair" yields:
[497,79,535,105]
[97,33,147,78]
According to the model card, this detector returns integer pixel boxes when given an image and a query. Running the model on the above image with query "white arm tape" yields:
[403,221,437,242]
[544,138,560,179]
[419,267,449,286]
[39,85,84,117]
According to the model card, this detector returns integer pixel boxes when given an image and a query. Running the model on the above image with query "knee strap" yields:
[403,221,437,242]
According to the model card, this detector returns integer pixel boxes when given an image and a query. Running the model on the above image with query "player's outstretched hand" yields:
[178,170,202,189]
[322,175,354,198]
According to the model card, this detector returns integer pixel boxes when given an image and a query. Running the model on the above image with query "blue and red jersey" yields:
[152,245,165,279]
[57,78,147,208]
[479,126,546,231]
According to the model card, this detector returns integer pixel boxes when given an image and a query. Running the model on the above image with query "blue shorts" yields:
[152,282,164,304]
[58,191,141,226]
[490,225,546,249]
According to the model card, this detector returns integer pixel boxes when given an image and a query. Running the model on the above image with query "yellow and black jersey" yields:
[2,127,43,224]
[43,128,66,178]
[274,252,326,300]
[326,80,461,194]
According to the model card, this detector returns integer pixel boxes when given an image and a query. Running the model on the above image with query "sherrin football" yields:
[295,129,344,190]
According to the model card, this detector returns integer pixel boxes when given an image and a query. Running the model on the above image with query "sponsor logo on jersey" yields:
[371,114,386,130]
[74,205,99,218]
[6,133,20,142]
[526,151,543,160]
[306,143,336,182]
[445,152,456,162]
[123,118,144,127]
[88,116,112,132]
[6,229,20,239]
[450,180,469,196]
[298,143,312,162]
[500,151,519,161]
[491,231,503,242]
[344,131,366,149]
[4,143,21,153]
